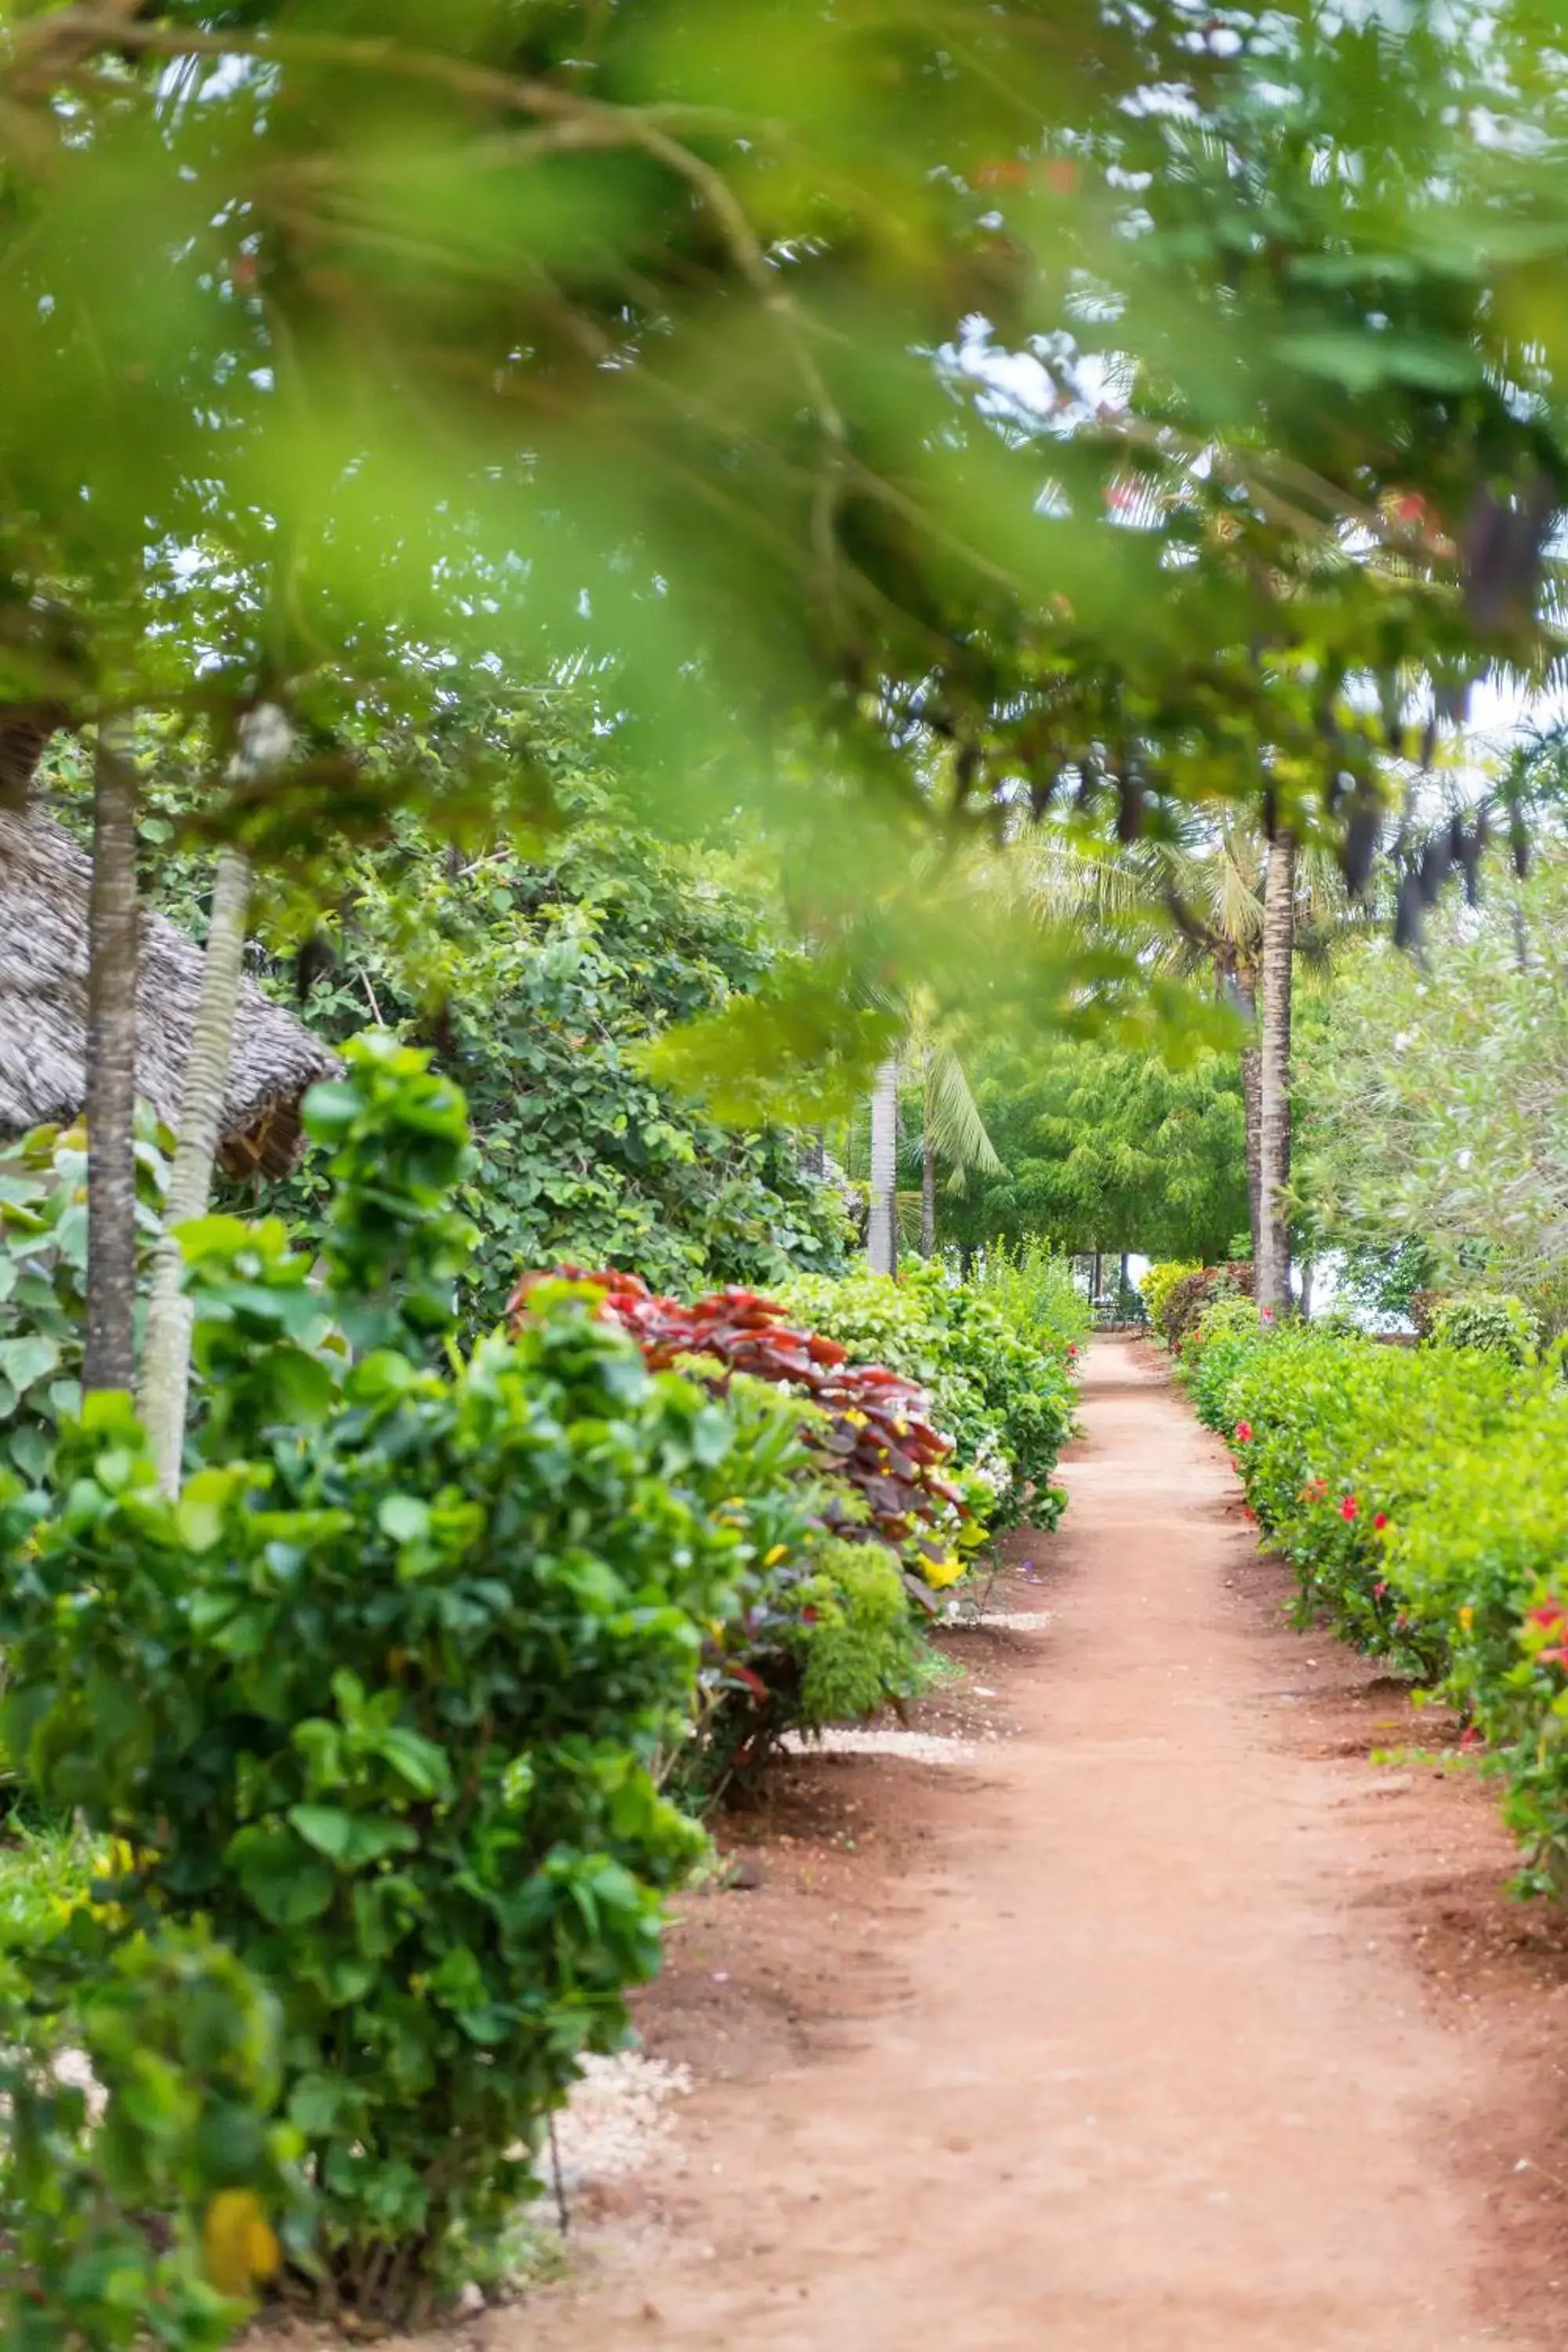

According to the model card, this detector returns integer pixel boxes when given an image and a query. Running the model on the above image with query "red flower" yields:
[1067,1343,1077,1359]
[1235,1421,1254,1444]
[1340,1495,1359,1523]
[1373,1512,1388,1532]
[1374,1581,1388,1600]
[1527,1599,1568,1633]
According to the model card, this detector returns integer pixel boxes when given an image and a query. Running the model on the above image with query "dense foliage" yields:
[40,709,852,1329]
[779,1263,1076,1537]
[1149,1261,1257,1348]
[0,1120,168,1483]
[0,1037,1078,2335]
[0,1916,302,2352]
[1296,855,1568,1327]
[1181,1308,1568,1895]
[0,1040,799,2325]
[940,1039,1249,1268]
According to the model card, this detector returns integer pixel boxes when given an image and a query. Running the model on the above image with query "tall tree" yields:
[82,720,140,1393]
[1255,830,1298,1318]
[866,1057,900,1277]
[136,707,294,1489]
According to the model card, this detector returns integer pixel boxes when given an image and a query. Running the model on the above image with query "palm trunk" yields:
[920,1080,937,1258]
[1298,1254,1315,1323]
[866,1054,899,1276]
[138,847,253,1493]
[1236,967,1262,1265]
[1256,829,1296,1319]
[83,719,140,1393]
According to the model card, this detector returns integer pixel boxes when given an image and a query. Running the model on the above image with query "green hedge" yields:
[1182,1309,1568,1893]
[778,1259,1075,1535]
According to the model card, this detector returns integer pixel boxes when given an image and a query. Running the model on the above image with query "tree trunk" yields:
[1236,967,1262,1265]
[1091,1250,1102,1305]
[1118,1249,1130,1299]
[866,1054,899,1276]
[920,1078,937,1258]
[1256,829,1296,1319]
[802,1126,826,1178]
[138,847,253,1494]
[1298,1254,1315,1323]
[1511,896,1530,975]
[83,720,140,1394]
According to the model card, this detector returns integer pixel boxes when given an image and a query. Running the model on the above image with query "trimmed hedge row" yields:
[1181,1311,1568,1896]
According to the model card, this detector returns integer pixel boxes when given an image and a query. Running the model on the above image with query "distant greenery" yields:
[40,699,851,1327]
[939,1038,1248,1268]
[1296,853,1568,1325]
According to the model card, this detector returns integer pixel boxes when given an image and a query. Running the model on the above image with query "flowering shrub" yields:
[1181,1308,1568,1892]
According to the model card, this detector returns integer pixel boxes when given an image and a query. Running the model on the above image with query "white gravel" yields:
[948,1608,1055,1632]
[546,2052,694,2188]
[779,1726,978,1766]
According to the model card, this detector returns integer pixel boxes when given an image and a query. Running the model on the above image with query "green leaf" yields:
[227,1825,336,1926]
[0,1332,60,1392]
[377,1494,431,1544]
[287,1804,419,1868]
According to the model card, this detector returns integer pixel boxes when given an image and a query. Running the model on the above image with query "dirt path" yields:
[499,1340,1559,2352]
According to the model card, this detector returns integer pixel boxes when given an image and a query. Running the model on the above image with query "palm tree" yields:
[866,1052,900,1275]
[83,715,140,1394]
[1255,828,1296,1317]
[1016,814,1360,1296]
[865,1027,1001,1275]
[139,706,292,1491]
[916,1038,1002,1256]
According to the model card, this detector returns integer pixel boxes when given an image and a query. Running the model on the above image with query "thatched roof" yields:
[0,806,339,1180]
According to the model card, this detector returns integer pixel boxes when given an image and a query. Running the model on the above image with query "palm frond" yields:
[925,1044,1002,1175]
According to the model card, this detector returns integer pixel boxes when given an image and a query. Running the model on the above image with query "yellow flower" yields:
[1459,1605,1475,1632]
[842,1408,869,1428]
[924,1554,966,1591]
[202,2190,281,2299]
[764,1543,789,1567]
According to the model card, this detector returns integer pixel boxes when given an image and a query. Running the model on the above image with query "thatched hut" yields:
[0,806,338,1179]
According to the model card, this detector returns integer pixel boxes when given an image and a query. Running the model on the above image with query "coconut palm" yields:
[1014,813,1363,1306]
[864,1021,1001,1275]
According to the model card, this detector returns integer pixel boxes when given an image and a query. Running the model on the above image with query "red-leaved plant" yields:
[507,1269,965,1566]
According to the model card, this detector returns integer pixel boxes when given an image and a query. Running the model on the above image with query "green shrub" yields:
[968,1240,1090,1357]
[1181,1308,1568,1892]
[0,1912,303,2352]
[1155,1261,1254,1346]
[695,1525,931,1793]
[1142,1259,1200,1341]
[0,1036,786,2326]
[778,1261,1073,1536]
[0,1117,169,1486]
[1179,1294,1263,1426]
[1428,1290,1540,1363]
